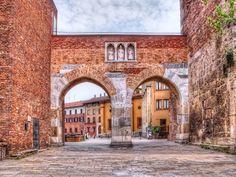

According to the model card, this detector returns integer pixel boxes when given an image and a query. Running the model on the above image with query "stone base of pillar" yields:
[110,141,133,147]
[50,137,64,146]
[230,145,236,154]
[50,142,64,147]
[175,133,189,144]
[110,136,133,147]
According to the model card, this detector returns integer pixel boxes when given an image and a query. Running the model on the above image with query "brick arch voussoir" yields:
[63,67,116,96]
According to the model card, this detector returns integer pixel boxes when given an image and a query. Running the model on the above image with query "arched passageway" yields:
[127,64,189,143]
[50,69,116,145]
[62,81,111,143]
[132,77,181,141]
[50,64,189,146]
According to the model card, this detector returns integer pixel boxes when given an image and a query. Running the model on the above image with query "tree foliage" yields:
[202,0,236,34]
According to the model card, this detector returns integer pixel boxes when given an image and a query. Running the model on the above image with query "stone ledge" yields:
[110,141,133,148]
[0,142,8,146]
[10,149,38,160]
[50,142,64,147]
[175,139,190,144]
[192,143,236,154]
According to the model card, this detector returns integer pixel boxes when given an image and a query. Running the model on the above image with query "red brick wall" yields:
[181,0,221,54]
[0,0,13,143]
[0,0,57,152]
[51,35,188,73]
[65,114,85,135]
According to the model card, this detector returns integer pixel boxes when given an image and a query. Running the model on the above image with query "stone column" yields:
[106,72,133,147]
[141,84,152,137]
[163,64,189,143]
[228,26,236,153]
[169,93,178,141]
[50,74,68,146]
[229,75,236,152]
[50,108,64,146]
[176,102,189,143]
[175,88,189,143]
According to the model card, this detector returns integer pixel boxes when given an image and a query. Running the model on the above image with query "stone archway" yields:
[50,65,116,145]
[127,64,189,143]
[50,63,188,145]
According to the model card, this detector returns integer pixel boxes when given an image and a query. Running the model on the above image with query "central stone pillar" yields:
[141,84,152,137]
[106,72,133,147]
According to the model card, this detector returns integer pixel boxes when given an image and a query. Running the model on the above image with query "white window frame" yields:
[156,100,162,110]
[163,99,169,109]
[105,42,137,62]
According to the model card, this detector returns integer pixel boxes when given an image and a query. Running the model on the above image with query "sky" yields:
[65,82,108,103]
[54,0,181,103]
[54,0,181,34]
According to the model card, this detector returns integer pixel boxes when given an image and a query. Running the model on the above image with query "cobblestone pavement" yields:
[0,139,236,177]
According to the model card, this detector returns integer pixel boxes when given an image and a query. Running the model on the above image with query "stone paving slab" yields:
[0,139,236,177]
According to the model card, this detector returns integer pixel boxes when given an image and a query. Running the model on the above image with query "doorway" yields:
[33,118,40,149]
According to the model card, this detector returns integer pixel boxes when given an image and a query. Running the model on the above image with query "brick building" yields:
[0,0,57,153]
[64,102,85,141]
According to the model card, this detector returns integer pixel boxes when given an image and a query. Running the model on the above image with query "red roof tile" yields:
[64,101,84,108]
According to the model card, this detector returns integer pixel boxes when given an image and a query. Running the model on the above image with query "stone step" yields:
[10,149,38,159]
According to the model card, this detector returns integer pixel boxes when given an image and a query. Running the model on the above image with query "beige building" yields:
[83,96,109,137]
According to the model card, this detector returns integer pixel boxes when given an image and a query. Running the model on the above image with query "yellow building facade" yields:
[100,101,112,134]
[132,96,143,132]
[141,81,171,136]
[151,81,171,129]
[98,81,171,136]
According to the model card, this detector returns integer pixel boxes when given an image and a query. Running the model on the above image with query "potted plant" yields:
[151,126,161,139]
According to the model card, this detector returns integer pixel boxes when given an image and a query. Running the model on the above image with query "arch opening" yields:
[51,75,114,144]
[58,77,113,144]
[131,76,182,141]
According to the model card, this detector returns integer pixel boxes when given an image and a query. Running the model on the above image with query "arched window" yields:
[107,44,115,61]
[117,44,125,61]
[127,44,135,60]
